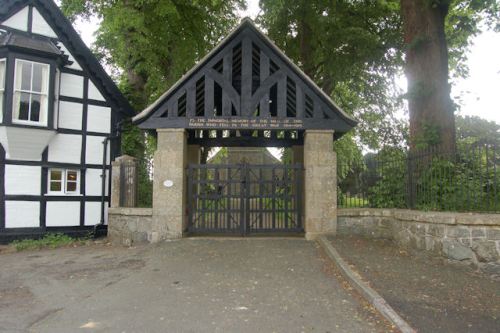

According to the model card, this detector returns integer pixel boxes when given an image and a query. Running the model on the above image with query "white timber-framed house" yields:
[0,0,134,241]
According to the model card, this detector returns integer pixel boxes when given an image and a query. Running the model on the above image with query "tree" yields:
[400,0,499,152]
[60,0,245,205]
[259,0,499,158]
[61,0,245,109]
[401,0,456,152]
[258,0,406,156]
[456,115,500,147]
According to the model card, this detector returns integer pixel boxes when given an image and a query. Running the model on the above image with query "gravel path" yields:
[329,235,500,333]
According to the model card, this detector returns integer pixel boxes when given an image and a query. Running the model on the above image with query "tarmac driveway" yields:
[0,238,392,333]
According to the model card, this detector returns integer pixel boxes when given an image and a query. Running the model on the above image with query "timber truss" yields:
[134,18,357,147]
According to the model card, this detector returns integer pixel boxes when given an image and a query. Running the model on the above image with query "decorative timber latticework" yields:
[134,18,357,147]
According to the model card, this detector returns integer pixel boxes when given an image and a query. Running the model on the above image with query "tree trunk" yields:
[297,2,315,79]
[400,0,456,153]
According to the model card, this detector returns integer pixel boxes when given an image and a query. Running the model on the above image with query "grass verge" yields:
[10,233,90,251]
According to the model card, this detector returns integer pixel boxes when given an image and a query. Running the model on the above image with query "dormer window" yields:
[13,59,49,126]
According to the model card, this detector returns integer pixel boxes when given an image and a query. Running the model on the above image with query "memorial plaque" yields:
[187,117,304,130]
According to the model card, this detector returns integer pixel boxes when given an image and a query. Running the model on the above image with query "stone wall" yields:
[108,208,153,246]
[338,209,500,274]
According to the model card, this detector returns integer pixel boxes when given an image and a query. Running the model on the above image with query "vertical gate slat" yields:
[259,168,263,230]
[187,165,193,232]
[187,163,303,234]
[272,167,276,230]
[215,169,219,230]
[284,164,288,229]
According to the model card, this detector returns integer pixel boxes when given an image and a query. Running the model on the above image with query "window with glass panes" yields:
[48,169,79,194]
[13,59,50,125]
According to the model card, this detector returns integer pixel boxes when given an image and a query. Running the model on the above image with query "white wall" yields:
[60,73,84,99]
[85,201,108,225]
[85,169,108,196]
[31,8,57,38]
[87,105,111,133]
[48,134,82,163]
[5,201,40,228]
[88,81,106,101]
[58,101,83,130]
[86,136,109,164]
[46,201,80,226]
[57,43,83,71]
[0,126,56,161]
[1,6,28,31]
[5,165,41,195]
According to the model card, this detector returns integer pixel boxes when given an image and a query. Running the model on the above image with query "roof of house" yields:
[0,0,134,117]
[0,29,66,58]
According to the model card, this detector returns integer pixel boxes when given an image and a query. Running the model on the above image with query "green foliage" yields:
[413,122,442,149]
[366,147,407,209]
[11,233,87,251]
[415,154,500,211]
[341,118,500,212]
[258,0,406,157]
[61,0,245,107]
[60,0,245,207]
[456,115,500,146]
[407,34,431,52]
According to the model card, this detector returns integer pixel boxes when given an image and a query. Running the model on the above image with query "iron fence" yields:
[338,143,499,212]
[119,159,138,207]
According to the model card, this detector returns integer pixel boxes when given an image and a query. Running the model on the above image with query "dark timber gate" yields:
[187,164,303,235]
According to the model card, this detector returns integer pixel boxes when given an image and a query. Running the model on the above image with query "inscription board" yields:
[188,118,304,129]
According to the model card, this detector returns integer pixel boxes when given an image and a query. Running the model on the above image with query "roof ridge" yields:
[132,18,357,127]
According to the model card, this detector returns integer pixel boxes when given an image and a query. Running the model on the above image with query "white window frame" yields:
[12,59,50,126]
[48,168,80,195]
[0,59,5,123]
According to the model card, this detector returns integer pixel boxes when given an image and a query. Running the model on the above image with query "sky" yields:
[74,0,500,125]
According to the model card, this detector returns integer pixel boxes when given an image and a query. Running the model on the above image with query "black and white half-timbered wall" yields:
[0,0,134,241]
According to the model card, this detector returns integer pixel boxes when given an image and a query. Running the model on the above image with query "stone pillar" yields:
[303,130,337,240]
[185,144,200,231]
[110,155,137,208]
[150,129,187,242]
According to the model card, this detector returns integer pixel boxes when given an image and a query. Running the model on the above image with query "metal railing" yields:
[119,159,138,207]
[338,144,499,212]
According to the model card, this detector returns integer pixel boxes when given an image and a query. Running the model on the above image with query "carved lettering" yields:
[188,118,303,129]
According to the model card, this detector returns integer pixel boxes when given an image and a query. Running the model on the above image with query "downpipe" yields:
[93,121,123,237]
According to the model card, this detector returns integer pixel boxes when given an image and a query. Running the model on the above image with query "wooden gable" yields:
[134,19,357,137]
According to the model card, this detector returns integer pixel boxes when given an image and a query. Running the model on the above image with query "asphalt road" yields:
[0,238,392,333]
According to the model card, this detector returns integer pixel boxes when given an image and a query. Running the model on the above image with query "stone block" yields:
[456,214,500,226]
[472,241,499,262]
[486,228,500,240]
[471,227,486,238]
[426,224,445,237]
[442,239,474,261]
[445,226,470,239]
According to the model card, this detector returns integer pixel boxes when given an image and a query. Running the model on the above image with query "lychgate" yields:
[133,18,357,241]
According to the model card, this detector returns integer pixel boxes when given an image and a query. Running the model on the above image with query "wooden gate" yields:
[187,164,303,235]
